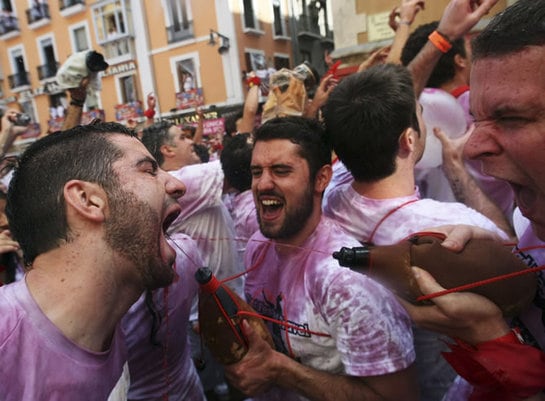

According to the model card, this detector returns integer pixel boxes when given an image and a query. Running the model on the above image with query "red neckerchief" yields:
[450,85,470,99]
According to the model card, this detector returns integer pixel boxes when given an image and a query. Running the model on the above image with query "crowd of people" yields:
[1,0,545,400]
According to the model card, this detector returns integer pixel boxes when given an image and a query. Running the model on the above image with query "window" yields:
[272,0,287,37]
[92,0,128,43]
[118,74,137,103]
[170,54,200,94]
[245,50,266,73]
[37,35,58,80]
[8,47,29,89]
[0,0,19,35]
[242,0,259,30]
[70,23,90,52]
[163,0,193,43]
[92,0,133,59]
[274,55,290,70]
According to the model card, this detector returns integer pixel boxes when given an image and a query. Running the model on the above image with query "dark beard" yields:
[258,184,314,241]
[104,187,174,289]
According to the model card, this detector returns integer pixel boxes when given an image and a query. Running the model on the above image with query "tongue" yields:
[262,205,282,221]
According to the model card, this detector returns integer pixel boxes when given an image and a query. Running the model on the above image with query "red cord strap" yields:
[443,333,545,400]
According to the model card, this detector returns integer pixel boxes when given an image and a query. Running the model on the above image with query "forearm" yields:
[442,157,515,239]
[61,103,84,131]
[276,356,418,401]
[387,24,411,65]
[407,41,442,97]
[238,85,259,133]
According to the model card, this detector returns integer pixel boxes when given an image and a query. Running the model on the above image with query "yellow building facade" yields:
[330,0,514,66]
[0,0,293,148]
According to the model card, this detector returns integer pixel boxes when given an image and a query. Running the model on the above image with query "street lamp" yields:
[208,29,230,54]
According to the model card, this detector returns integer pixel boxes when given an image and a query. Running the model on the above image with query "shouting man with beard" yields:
[0,122,186,400]
[224,116,419,401]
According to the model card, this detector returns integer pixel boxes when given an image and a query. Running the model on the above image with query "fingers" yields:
[411,266,445,295]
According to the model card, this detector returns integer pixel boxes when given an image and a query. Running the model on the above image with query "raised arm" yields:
[386,0,426,64]
[408,0,499,96]
[61,77,89,131]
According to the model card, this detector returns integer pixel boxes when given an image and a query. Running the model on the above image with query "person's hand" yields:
[421,224,503,252]
[68,76,90,105]
[390,0,426,31]
[437,0,499,41]
[400,266,511,345]
[312,74,338,108]
[357,46,391,72]
[1,109,28,156]
[435,125,471,166]
[0,230,20,254]
[224,320,279,396]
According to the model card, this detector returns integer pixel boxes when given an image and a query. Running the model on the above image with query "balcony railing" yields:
[166,20,194,44]
[26,2,50,24]
[101,35,135,60]
[59,0,85,10]
[37,62,60,80]
[8,72,30,90]
[0,15,19,36]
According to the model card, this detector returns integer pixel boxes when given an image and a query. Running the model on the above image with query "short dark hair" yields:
[224,109,243,136]
[253,116,331,181]
[323,63,419,182]
[141,120,175,167]
[6,122,135,265]
[401,21,467,88]
[193,143,209,163]
[220,133,252,192]
[472,0,545,61]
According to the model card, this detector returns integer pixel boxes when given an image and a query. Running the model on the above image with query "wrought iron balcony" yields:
[59,0,85,10]
[37,62,60,80]
[0,14,19,36]
[166,20,194,44]
[26,2,50,24]
[8,72,30,90]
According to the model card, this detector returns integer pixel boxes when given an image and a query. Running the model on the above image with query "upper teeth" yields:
[262,199,281,206]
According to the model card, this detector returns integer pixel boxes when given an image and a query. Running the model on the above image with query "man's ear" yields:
[399,128,417,153]
[314,164,332,193]
[160,143,174,159]
[454,53,468,70]
[63,180,107,223]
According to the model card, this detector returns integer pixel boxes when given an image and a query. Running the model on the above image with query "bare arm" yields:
[402,267,545,400]
[408,0,499,96]
[193,107,204,144]
[61,77,89,130]
[225,321,419,401]
[386,0,426,64]
[435,126,516,239]
[237,84,260,134]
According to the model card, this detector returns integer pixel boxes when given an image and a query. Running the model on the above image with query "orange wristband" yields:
[428,30,452,53]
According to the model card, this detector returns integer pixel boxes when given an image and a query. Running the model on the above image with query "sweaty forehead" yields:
[470,50,545,116]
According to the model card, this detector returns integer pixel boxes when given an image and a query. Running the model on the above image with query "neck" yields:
[352,163,415,199]
[25,242,143,352]
[162,159,186,172]
[440,74,468,95]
